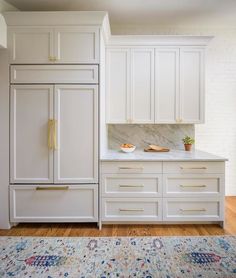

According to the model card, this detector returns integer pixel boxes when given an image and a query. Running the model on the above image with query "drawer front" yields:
[163,162,224,174]
[11,65,98,84]
[10,185,98,222]
[102,198,162,221]
[163,174,223,197]
[101,174,162,197]
[101,162,162,174]
[163,198,222,221]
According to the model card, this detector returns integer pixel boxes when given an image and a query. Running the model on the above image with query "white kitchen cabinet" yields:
[180,48,205,123]
[100,159,225,227]
[102,198,162,222]
[10,84,98,184]
[54,85,98,183]
[8,26,99,64]
[155,48,179,123]
[54,26,99,63]
[8,27,54,64]
[10,85,54,183]
[131,49,154,123]
[10,184,98,222]
[106,48,154,124]
[106,46,205,124]
[11,65,99,84]
[106,49,130,123]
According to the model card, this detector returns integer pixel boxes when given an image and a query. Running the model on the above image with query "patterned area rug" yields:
[0,236,236,277]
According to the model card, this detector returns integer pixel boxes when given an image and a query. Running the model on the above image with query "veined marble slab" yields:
[101,149,227,162]
[108,124,194,150]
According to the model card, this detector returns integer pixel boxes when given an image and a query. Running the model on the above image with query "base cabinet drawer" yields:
[101,162,162,174]
[10,185,98,222]
[163,174,223,197]
[102,174,162,197]
[163,198,222,221]
[102,198,162,221]
[163,162,225,174]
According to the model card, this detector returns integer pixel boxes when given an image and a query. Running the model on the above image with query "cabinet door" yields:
[155,48,179,123]
[10,85,54,183]
[131,49,154,123]
[54,85,98,183]
[106,49,130,123]
[8,27,54,64]
[180,48,205,123]
[54,26,99,64]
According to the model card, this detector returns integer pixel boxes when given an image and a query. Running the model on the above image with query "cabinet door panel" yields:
[8,27,53,64]
[106,49,130,123]
[10,85,54,183]
[54,85,98,183]
[180,48,204,123]
[54,26,99,63]
[131,49,154,123]
[155,49,179,123]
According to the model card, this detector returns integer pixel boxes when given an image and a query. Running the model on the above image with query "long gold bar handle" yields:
[180,208,206,213]
[36,186,69,191]
[180,167,207,170]
[53,119,57,150]
[119,167,143,170]
[180,185,207,188]
[48,119,54,150]
[119,185,144,188]
[119,208,144,212]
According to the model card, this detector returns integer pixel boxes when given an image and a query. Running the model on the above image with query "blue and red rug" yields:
[0,236,236,277]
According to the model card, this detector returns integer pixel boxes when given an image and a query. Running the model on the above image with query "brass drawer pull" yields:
[36,186,69,191]
[119,208,144,212]
[180,208,206,212]
[180,167,207,170]
[119,167,143,170]
[119,184,144,188]
[180,185,207,188]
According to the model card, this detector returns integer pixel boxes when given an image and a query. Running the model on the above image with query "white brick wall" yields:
[112,26,236,195]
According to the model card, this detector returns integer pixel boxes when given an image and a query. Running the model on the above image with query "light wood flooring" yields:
[0,197,235,237]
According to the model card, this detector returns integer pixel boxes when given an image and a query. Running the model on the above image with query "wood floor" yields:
[1,197,235,237]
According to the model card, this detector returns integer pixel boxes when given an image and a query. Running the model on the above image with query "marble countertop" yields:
[101,149,227,162]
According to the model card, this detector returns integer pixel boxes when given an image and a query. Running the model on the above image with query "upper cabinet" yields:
[180,48,204,123]
[106,48,154,123]
[131,49,154,123]
[106,49,130,123]
[155,48,179,123]
[8,26,99,64]
[106,45,206,124]
[54,26,99,64]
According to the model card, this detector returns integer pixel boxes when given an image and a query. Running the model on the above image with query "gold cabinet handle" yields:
[36,186,69,191]
[118,167,143,170]
[119,184,144,188]
[48,119,57,150]
[119,208,144,212]
[180,185,207,188]
[180,167,207,170]
[180,208,206,213]
[48,56,57,62]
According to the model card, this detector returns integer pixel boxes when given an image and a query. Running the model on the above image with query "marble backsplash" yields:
[108,124,195,150]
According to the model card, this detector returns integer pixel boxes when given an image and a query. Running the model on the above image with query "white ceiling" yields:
[4,0,236,27]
